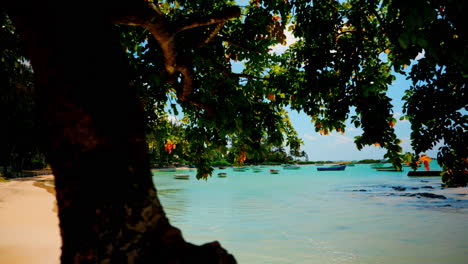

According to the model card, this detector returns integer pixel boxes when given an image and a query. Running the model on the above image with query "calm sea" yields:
[152,162,468,264]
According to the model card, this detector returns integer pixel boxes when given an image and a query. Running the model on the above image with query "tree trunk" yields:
[6,2,235,263]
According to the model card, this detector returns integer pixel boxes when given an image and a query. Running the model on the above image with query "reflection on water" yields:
[152,164,468,264]
[157,188,188,218]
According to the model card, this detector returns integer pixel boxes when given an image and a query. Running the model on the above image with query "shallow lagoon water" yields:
[153,163,468,264]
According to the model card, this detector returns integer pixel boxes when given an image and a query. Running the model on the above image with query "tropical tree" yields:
[2,0,467,262]
[0,13,45,175]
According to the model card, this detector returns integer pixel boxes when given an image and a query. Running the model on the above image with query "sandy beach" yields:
[0,175,60,264]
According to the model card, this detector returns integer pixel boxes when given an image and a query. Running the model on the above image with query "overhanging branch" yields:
[111,3,241,106]
[174,6,240,33]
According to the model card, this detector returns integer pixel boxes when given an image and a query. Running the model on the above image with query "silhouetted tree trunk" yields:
[5,2,235,263]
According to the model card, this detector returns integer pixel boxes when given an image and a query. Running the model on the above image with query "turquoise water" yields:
[152,162,468,264]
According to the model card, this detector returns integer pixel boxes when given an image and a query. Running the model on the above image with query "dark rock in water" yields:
[352,189,367,192]
[442,204,452,207]
[411,187,420,190]
[392,186,406,191]
[409,193,447,199]
[456,193,467,196]
[420,180,429,183]
[421,186,433,189]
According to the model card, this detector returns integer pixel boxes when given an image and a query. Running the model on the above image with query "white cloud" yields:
[333,134,354,144]
[269,27,300,55]
[414,49,425,60]
[304,133,317,141]
[167,115,180,124]
[347,127,362,133]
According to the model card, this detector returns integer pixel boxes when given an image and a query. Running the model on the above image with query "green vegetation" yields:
[2,1,466,186]
[0,14,46,177]
[357,159,385,164]
[0,175,9,182]
[117,0,467,185]
[1,0,467,261]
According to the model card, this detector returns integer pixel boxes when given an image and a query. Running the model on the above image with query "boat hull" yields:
[317,165,346,171]
[174,174,190,180]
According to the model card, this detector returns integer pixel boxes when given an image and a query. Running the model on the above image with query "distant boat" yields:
[174,174,190,180]
[160,167,177,172]
[370,163,385,168]
[346,163,356,167]
[252,167,263,173]
[375,166,402,172]
[373,166,394,170]
[317,165,346,171]
[407,171,441,177]
[283,164,301,170]
[218,172,227,178]
[233,167,248,172]
[270,169,280,174]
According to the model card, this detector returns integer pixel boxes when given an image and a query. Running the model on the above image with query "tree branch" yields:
[111,3,240,106]
[195,22,226,49]
[174,6,240,33]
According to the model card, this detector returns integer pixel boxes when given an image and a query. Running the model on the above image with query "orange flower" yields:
[419,154,432,171]
[164,139,176,154]
[267,93,276,101]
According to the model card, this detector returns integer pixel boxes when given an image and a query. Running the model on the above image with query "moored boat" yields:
[233,167,249,172]
[218,172,227,178]
[317,165,346,171]
[270,169,280,174]
[160,167,177,172]
[373,166,402,172]
[252,167,263,173]
[173,174,190,180]
[283,164,301,170]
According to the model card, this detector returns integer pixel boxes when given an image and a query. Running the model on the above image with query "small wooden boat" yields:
[233,167,249,172]
[317,165,346,171]
[252,167,263,173]
[373,166,394,170]
[283,164,301,170]
[173,174,190,180]
[374,166,402,172]
[407,171,442,177]
[270,169,280,174]
[370,163,385,168]
[218,172,227,178]
[160,167,177,172]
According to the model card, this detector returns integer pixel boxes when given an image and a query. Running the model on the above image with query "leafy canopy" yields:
[121,0,467,185]
[2,0,467,185]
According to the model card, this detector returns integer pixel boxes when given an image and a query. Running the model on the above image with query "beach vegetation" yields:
[1,0,467,262]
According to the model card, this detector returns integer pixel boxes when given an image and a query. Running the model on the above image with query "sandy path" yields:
[0,175,61,264]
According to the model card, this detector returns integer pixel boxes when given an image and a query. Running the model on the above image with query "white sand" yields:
[0,175,60,264]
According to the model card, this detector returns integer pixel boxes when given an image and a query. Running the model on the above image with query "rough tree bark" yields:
[5,1,236,263]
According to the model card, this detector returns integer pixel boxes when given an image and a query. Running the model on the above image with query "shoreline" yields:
[0,174,60,264]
